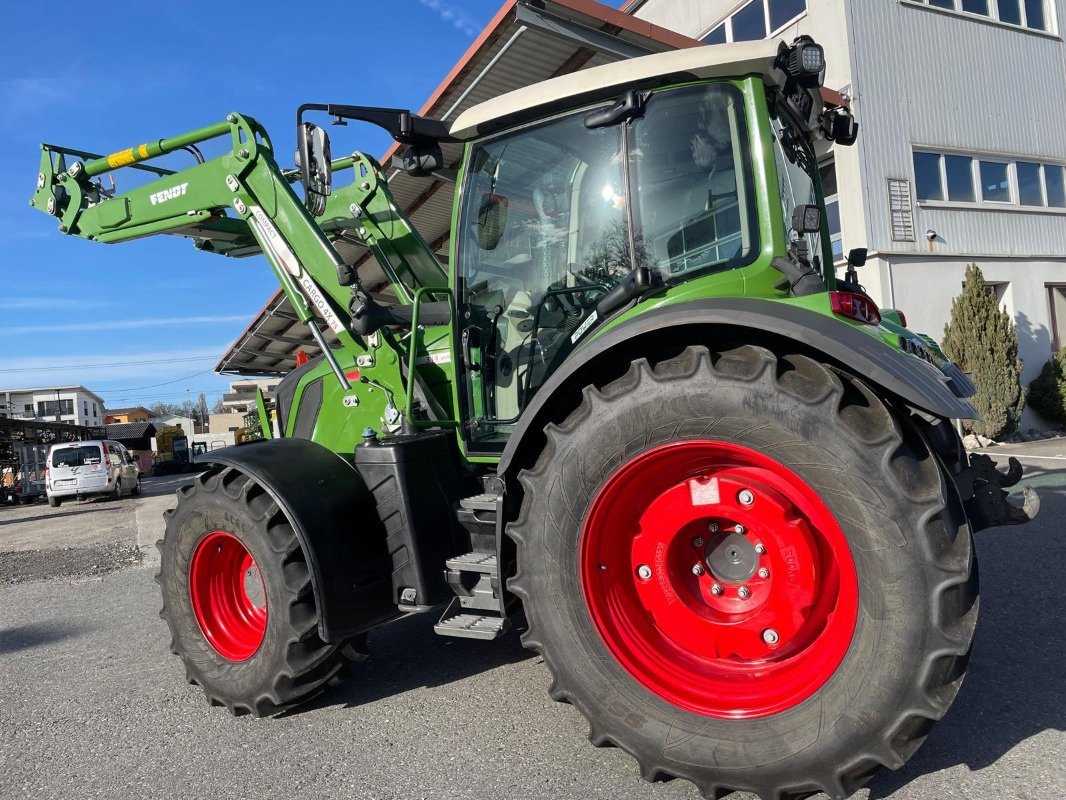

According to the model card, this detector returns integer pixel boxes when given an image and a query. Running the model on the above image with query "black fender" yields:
[497,297,977,475]
[202,437,397,643]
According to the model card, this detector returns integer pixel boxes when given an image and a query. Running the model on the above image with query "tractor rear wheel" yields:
[157,465,348,715]
[509,345,977,800]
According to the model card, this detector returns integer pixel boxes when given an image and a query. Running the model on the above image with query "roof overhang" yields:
[215,0,699,377]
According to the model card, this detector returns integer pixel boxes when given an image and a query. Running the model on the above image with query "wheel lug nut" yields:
[692,536,704,548]
[708,522,719,533]
[691,563,704,577]
[754,543,766,554]
[758,567,769,579]
[637,564,652,581]
[738,489,755,506]
[762,628,780,645]
[734,524,746,535]
[710,582,723,596]
[737,586,751,599]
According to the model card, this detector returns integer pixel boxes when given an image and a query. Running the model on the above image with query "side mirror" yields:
[847,247,868,267]
[476,193,509,251]
[400,143,444,177]
[296,122,332,216]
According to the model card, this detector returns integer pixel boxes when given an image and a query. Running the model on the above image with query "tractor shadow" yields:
[0,504,121,526]
[294,611,533,715]
[0,621,84,655]
[867,466,1066,798]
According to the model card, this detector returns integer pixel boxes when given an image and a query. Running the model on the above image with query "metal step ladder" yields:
[433,492,510,640]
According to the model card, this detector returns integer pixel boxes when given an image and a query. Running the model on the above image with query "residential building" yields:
[104,406,151,424]
[209,411,248,435]
[220,379,279,415]
[0,386,105,427]
[627,0,1066,424]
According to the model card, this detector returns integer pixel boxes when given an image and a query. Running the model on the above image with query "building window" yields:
[913,149,1066,209]
[908,0,1049,31]
[93,402,98,416]
[37,399,74,417]
[700,0,807,43]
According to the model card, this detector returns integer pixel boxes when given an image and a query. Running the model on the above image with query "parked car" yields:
[45,440,141,507]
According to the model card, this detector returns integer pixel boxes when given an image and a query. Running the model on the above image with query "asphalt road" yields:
[0,465,1063,800]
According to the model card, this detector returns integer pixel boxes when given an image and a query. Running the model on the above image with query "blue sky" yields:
[0,0,551,410]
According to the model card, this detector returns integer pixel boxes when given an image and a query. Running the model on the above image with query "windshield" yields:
[52,445,102,467]
[456,82,756,451]
[770,112,826,275]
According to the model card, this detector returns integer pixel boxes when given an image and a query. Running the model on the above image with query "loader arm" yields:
[30,113,367,386]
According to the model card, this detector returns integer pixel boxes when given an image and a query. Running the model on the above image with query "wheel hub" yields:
[705,531,758,583]
[580,440,859,720]
[189,530,268,662]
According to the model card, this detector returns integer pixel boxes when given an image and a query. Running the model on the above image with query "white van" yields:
[45,440,141,507]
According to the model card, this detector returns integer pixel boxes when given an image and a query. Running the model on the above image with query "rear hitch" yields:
[957,454,1040,531]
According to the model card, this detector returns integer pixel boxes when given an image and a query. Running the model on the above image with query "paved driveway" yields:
[0,461,1062,800]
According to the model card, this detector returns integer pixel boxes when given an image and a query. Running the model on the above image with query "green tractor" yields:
[30,38,1037,800]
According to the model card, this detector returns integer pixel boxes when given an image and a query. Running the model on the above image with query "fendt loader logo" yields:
[149,183,189,205]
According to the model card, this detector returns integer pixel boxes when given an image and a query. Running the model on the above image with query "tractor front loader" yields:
[31,38,1037,800]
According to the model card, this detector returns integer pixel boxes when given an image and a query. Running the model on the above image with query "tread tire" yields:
[48,496,61,508]
[157,465,348,716]
[508,344,977,800]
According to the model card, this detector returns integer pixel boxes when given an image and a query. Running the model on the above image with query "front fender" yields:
[498,297,976,475]
[203,438,397,643]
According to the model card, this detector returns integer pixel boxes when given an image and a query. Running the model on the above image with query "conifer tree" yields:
[942,263,1024,439]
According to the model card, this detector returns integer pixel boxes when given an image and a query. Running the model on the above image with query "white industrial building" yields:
[0,385,105,427]
[628,0,1066,424]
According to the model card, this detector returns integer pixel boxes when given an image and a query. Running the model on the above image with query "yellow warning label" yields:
[137,143,149,159]
[106,148,135,168]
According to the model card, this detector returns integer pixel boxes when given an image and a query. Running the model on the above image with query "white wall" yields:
[882,253,1062,428]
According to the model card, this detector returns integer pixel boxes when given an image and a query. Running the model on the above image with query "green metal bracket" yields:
[405,286,458,429]
[255,387,273,441]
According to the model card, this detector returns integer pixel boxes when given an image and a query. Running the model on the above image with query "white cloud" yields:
[0,314,251,336]
[0,297,109,311]
[417,0,480,37]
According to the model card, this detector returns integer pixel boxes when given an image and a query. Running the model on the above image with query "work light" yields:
[781,36,825,89]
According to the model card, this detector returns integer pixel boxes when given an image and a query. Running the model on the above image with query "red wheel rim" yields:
[189,531,267,661]
[580,440,858,719]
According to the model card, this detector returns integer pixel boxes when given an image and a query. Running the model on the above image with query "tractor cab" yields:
[290,39,856,452]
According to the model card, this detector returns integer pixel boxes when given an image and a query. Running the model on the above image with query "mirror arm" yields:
[313,104,457,145]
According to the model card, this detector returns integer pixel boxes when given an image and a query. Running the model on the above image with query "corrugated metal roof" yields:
[216,0,699,377]
[105,422,157,440]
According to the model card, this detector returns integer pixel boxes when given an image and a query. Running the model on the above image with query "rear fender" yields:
[202,438,397,642]
[498,297,977,476]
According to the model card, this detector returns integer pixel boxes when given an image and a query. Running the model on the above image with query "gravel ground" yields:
[0,474,191,583]
[0,461,1062,800]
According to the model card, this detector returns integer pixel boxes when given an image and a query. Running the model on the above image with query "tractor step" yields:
[434,597,510,640]
[445,551,497,573]
[459,492,499,512]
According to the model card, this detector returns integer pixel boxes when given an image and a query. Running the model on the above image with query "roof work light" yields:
[779,36,825,89]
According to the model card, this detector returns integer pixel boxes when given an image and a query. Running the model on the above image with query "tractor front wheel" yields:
[157,466,348,715]
[509,345,977,800]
